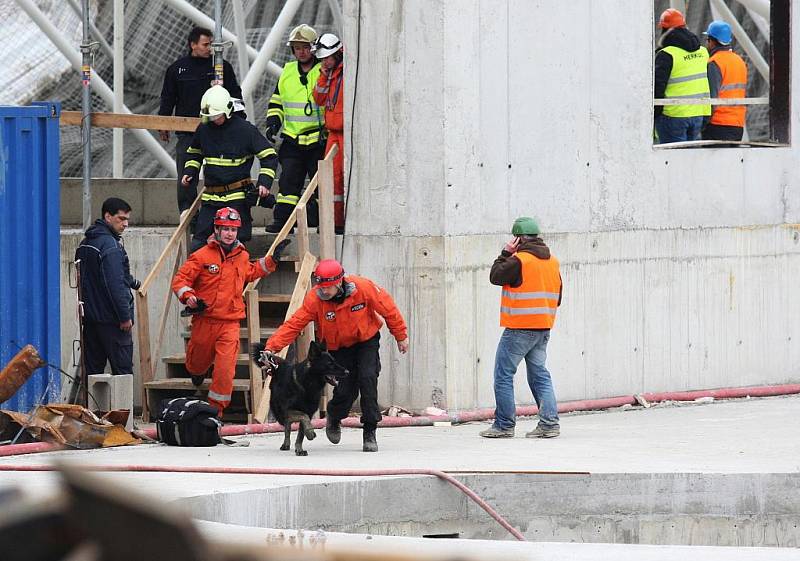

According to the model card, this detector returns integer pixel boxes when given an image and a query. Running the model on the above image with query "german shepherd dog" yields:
[252,340,348,456]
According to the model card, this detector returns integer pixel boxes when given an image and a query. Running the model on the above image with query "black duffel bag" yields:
[156,397,222,447]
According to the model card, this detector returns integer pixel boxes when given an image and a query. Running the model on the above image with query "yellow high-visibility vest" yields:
[276,61,325,146]
[662,45,712,118]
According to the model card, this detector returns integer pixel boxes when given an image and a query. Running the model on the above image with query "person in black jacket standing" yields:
[75,198,141,375]
[158,27,242,217]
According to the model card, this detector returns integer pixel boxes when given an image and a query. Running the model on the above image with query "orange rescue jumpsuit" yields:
[172,239,277,413]
[313,62,345,229]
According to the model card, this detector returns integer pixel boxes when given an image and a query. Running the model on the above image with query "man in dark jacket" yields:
[159,26,242,217]
[653,9,711,143]
[75,198,141,375]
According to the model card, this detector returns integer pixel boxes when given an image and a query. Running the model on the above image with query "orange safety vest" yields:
[710,50,748,127]
[500,252,561,329]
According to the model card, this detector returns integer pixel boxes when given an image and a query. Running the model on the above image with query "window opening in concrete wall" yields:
[652,0,790,148]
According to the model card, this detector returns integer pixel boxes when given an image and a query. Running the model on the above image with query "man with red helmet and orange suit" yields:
[172,207,290,416]
[263,259,409,452]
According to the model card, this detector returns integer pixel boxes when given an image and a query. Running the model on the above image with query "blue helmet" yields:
[704,21,732,45]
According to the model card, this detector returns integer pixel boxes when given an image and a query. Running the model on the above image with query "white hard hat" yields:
[313,33,342,58]
[199,85,233,119]
[286,24,317,46]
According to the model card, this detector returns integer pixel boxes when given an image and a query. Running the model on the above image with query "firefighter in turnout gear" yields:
[182,85,278,252]
[263,259,409,452]
[171,207,290,416]
[264,24,326,233]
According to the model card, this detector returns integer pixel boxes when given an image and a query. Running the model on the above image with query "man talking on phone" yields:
[480,217,563,439]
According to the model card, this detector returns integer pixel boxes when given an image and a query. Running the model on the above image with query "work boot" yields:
[362,428,378,452]
[191,375,204,398]
[525,425,560,439]
[479,425,514,438]
[325,417,341,444]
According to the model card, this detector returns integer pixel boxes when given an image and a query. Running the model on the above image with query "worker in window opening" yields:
[654,9,712,144]
[158,26,242,223]
[182,85,278,253]
[171,207,290,417]
[261,259,409,452]
[480,217,562,439]
[312,33,346,235]
[702,21,748,142]
[264,24,326,234]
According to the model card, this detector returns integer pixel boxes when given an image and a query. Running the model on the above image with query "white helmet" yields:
[313,33,342,58]
[286,24,317,46]
[199,85,233,119]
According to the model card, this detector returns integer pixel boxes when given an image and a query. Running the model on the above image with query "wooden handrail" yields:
[60,111,200,132]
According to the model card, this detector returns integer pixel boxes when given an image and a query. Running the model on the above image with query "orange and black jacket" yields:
[172,239,277,321]
[266,275,407,352]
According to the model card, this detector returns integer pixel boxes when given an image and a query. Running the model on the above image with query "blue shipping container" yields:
[0,102,61,412]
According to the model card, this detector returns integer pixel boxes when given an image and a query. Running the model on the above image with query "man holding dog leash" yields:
[172,207,290,417]
[262,259,409,452]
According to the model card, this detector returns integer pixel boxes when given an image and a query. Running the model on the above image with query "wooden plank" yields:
[653,97,769,106]
[135,292,153,422]
[144,378,250,390]
[60,110,200,132]
[317,157,335,260]
[139,187,205,295]
[295,203,310,273]
[153,244,184,365]
[258,294,292,303]
[246,289,262,424]
[253,251,318,423]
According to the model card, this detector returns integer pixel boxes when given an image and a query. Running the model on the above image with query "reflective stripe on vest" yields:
[710,49,748,127]
[662,45,711,118]
[500,252,561,329]
[277,61,325,145]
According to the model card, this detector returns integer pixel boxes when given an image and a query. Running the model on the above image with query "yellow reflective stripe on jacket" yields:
[185,160,201,170]
[260,168,276,178]
[662,45,711,118]
[186,147,202,154]
[276,193,300,206]
[277,61,325,142]
[205,156,252,167]
[201,191,247,203]
[255,147,276,159]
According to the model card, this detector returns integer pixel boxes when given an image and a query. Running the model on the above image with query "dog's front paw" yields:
[295,449,308,456]
[280,443,290,451]
[305,429,316,440]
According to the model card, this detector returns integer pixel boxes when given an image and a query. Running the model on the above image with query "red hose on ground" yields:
[0,464,529,541]
[2,383,799,458]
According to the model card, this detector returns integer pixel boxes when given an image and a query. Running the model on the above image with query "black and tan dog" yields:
[252,340,348,456]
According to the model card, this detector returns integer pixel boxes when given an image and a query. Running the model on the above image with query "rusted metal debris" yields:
[0,344,47,403]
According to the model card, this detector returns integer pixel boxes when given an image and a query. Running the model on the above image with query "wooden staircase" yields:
[136,146,338,422]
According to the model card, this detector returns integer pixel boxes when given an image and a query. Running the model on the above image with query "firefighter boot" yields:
[326,417,341,444]
[191,375,205,398]
[362,427,378,452]
[266,203,295,234]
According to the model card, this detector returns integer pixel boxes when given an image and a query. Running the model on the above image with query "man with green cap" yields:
[480,217,563,439]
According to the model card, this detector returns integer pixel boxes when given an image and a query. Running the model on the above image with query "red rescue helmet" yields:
[658,8,686,29]
[213,207,242,228]
[312,259,344,287]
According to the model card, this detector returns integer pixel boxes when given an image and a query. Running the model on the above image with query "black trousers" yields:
[83,321,133,375]
[190,200,252,253]
[176,133,199,212]
[273,140,324,227]
[702,124,744,141]
[327,333,382,430]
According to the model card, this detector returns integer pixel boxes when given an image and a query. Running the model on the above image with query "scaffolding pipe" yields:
[326,0,343,35]
[710,0,769,81]
[66,0,113,61]
[241,0,304,103]
[163,0,281,78]
[16,0,176,176]
[733,0,770,21]
[112,0,124,178]
[212,0,224,84]
[80,0,92,230]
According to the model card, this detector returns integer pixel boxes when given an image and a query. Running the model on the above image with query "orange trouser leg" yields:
[186,318,240,414]
[327,132,345,228]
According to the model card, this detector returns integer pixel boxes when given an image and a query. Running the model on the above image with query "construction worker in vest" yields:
[171,207,290,417]
[264,24,326,233]
[182,85,278,253]
[480,217,562,439]
[702,21,748,142]
[654,8,712,144]
[312,33,346,234]
[262,259,409,452]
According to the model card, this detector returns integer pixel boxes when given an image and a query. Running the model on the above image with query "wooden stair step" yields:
[161,353,250,365]
[180,327,277,339]
[258,293,292,303]
[144,378,251,391]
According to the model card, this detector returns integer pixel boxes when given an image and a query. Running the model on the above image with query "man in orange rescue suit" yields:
[263,259,409,452]
[172,207,289,416]
[312,33,346,234]
[702,20,748,141]
[480,217,563,439]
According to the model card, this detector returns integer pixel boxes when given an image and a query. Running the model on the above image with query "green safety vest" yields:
[277,61,325,145]
[662,45,711,118]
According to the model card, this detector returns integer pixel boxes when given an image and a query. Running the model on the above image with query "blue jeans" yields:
[655,115,704,144]
[492,328,559,430]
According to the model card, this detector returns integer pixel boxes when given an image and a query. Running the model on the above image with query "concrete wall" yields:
[340,1,800,410]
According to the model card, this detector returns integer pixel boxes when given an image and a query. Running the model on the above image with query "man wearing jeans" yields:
[480,217,562,439]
